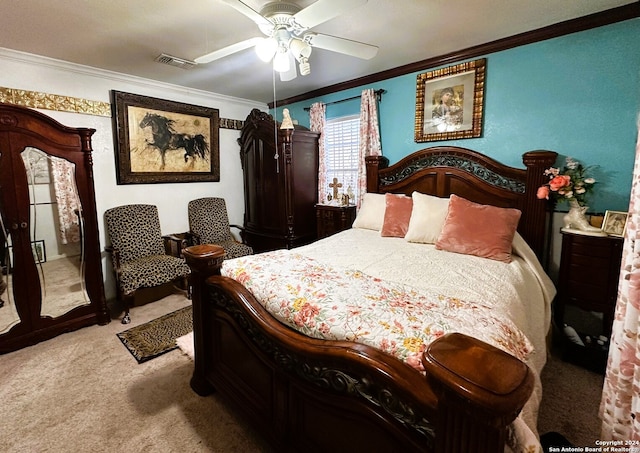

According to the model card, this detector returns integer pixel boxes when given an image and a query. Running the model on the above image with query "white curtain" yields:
[600,115,640,439]
[357,89,382,208]
[310,102,326,203]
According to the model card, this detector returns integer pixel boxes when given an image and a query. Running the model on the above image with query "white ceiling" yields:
[0,0,635,104]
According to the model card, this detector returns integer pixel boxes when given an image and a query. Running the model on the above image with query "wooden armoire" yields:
[238,109,319,253]
[0,103,109,354]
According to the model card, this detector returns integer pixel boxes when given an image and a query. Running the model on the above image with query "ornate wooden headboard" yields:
[365,146,558,260]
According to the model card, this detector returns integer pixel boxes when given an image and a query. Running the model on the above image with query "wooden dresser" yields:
[238,109,320,253]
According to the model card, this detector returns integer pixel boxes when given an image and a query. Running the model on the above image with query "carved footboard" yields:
[183,245,535,453]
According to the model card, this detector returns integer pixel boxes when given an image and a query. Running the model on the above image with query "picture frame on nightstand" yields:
[602,210,628,237]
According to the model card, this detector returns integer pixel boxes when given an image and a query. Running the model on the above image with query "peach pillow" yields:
[435,194,521,263]
[380,193,413,237]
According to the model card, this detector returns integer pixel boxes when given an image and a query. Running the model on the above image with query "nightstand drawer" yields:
[568,253,610,269]
[316,204,356,239]
[569,240,615,259]
[566,262,609,286]
[564,280,609,303]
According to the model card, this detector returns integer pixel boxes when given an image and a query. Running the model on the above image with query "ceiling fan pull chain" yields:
[272,68,279,173]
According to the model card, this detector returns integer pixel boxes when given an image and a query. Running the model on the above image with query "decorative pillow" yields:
[352,193,386,231]
[404,192,451,244]
[380,193,413,237]
[435,194,521,263]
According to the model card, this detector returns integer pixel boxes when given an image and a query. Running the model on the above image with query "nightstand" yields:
[316,204,356,239]
[555,231,623,372]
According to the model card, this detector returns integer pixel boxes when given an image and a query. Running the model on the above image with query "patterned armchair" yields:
[104,204,190,324]
[187,197,253,259]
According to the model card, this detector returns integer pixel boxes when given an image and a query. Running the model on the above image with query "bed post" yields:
[521,151,558,260]
[365,155,389,193]
[182,244,225,396]
[423,333,535,453]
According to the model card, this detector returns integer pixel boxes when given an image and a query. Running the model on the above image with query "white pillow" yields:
[404,192,450,244]
[352,193,387,231]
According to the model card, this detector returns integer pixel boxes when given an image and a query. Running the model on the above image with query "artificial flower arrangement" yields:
[536,157,597,207]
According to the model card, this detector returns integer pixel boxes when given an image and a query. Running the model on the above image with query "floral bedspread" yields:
[221,249,533,372]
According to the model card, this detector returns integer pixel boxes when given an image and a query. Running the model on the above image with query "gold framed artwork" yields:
[111,91,219,184]
[414,58,486,142]
[601,210,628,237]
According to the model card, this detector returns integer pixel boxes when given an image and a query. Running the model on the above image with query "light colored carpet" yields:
[0,293,272,453]
[537,344,605,446]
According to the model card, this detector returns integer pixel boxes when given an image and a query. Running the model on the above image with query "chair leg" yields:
[121,292,134,324]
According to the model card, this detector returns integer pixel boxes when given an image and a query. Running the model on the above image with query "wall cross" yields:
[329,177,342,200]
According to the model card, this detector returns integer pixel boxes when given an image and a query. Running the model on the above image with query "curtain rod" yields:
[303,89,386,111]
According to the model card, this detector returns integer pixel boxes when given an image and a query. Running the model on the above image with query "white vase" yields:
[562,199,606,236]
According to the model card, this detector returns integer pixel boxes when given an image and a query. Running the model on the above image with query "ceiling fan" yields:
[194,0,378,81]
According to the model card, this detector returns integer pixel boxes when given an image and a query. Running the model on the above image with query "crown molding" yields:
[0,47,264,110]
[270,3,640,108]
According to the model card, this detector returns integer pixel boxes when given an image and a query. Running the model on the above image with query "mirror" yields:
[22,147,90,319]
[0,147,89,335]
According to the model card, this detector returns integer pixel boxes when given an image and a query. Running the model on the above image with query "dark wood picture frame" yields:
[414,58,486,142]
[111,90,219,184]
[31,240,46,263]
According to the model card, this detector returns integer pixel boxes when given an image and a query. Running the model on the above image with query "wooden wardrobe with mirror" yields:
[0,103,109,354]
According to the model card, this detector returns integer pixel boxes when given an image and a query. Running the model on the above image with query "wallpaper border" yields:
[0,86,243,130]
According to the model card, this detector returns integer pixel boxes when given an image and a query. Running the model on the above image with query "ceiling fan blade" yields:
[293,0,368,29]
[194,37,263,64]
[306,33,378,59]
[279,53,297,82]
[221,0,272,28]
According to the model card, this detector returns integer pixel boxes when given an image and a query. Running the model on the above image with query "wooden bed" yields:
[183,146,557,453]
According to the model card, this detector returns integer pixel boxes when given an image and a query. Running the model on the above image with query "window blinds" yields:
[324,115,360,203]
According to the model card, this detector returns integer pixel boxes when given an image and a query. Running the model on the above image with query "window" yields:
[323,115,360,204]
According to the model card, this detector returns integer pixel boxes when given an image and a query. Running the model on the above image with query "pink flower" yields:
[537,186,550,200]
[538,159,596,206]
[549,175,571,191]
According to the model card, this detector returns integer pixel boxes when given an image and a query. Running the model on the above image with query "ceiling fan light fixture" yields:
[289,37,311,60]
[289,37,312,75]
[273,48,290,72]
[298,58,311,76]
[255,37,278,62]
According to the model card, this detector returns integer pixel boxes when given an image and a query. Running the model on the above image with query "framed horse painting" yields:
[111,91,220,184]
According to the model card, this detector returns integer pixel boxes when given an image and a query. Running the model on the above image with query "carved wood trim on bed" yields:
[365,146,557,260]
[183,146,558,453]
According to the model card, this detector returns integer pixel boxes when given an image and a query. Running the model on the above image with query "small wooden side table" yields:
[315,204,356,239]
[555,230,623,372]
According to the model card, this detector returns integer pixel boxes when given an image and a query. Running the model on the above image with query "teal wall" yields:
[280,19,640,213]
